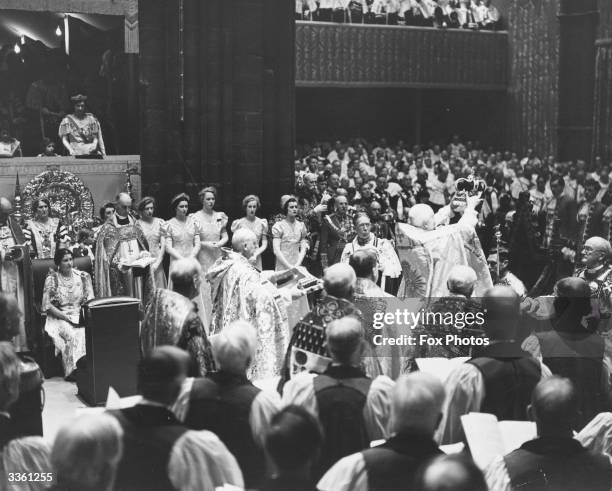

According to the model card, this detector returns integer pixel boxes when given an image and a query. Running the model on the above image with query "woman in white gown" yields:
[164,193,204,319]
[42,248,94,379]
[271,195,309,271]
[190,187,228,328]
[230,194,268,270]
[136,196,167,289]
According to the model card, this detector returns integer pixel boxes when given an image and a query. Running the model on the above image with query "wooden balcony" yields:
[296,21,509,90]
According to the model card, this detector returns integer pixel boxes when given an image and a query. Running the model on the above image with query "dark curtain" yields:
[592,40,612,164]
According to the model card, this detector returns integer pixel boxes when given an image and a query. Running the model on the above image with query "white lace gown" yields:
[137,218,167,289]
[42,269,94,375]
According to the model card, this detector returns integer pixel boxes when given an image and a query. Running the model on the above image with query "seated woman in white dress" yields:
[42,248,94,380]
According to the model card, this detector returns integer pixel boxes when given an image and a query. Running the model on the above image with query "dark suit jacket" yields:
[320,213,353,265]
[0,414,15,449]
[556,195,579,244]
[109,404,187,491]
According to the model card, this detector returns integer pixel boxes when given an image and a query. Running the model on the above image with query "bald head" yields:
[326,317,364,365]
[232,228,258,258]
[390,372,445,436]
[481,285,520,340]
[409,204,435,231]
[530,377,578,436]
[170,257,201,298]
[416,455,487,491]
[583,236,612,268]
[116,192,132,209]
[447,266,477,297]
[323,263,356,299]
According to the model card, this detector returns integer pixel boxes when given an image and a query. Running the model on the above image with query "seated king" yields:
[206,229,303,381]
[94,192,154,305]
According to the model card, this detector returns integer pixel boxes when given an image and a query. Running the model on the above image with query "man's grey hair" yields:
[232,228,257,251]
[170,258,202,292]
[211,320,258,373]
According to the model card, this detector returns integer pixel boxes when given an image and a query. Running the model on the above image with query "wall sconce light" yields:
[55,26,62,36]
[14,43,21,54]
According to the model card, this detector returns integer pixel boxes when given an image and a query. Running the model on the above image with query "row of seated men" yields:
[2,252,612,489]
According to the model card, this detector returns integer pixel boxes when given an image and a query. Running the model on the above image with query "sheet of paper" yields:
[499,421,537,454]
[461,412,505,470]
[415,357,470,382]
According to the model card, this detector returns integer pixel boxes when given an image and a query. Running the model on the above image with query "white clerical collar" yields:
[587,264,607,275]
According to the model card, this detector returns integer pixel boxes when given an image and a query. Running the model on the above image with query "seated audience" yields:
[108,346,243,491]
[439,285,552,444]
[51,414,123,491]
[318,372,445,491]
[414,454,488,491]
[485,377,612,490]
[263,405,323,491]
[36,137,59,157]
[175,320,280,489]
[0,127,22,157]
[283,316,394,477]
[141,258,215,377]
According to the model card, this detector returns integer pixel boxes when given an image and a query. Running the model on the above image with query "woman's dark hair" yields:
[353,212,371,227]
[41,137,54,151]
[282,197,298,215]
[54,247,73,267]
[99,202,115,221]
[265,405,323,471]
[170,193,190,213]
[137,196,156,213]
[31,198,51,216]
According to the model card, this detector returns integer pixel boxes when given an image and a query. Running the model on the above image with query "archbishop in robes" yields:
[396,193,492,299]
[206,229,299,381]
[0,197,33,352]
[94,193,155,306]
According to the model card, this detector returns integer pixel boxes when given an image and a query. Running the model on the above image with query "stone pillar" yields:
[557,0,599,162]
[139,0,295,216]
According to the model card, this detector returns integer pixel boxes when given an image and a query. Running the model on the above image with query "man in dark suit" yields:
[545,176,579,278]
[109,346,190,491]
[320,195,356,269]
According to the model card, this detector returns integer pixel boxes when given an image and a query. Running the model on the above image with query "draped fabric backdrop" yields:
[592,0,612,164]
[139,0,295,218]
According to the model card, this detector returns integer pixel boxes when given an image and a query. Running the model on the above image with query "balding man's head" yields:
[325,317,364,365]
[349,249,377,281]
[582,236,612,269]
[232,228,258,258]
[482,286,520,340]
[529,377,578,436]
[390,372,445,436]
[211,320,258,374]
[447,266,477,297]
[169,258,201,298]
[409,204,435,231]
[415,455,487,491]
[138,346,190,406]
[116,192,132,210]
[323,263,356,299]
[553,278,592,329]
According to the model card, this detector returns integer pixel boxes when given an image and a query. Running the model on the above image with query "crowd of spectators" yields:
[295,0,502,30]
[3,278,612,490]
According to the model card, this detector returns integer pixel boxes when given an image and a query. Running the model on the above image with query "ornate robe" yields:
[141,289,215,377]
[0,216,33,352]
[94,214,154,307]
[396,220,492,300]
[206,252,291,381]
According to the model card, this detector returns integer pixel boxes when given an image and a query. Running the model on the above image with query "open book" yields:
[461,412,537,470]
[121,256,156,269]
[415,357,470,383]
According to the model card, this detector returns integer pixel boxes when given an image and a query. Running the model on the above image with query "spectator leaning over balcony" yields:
[348,0,366,23]
[481,0,500,29]
[317,0,334,22]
